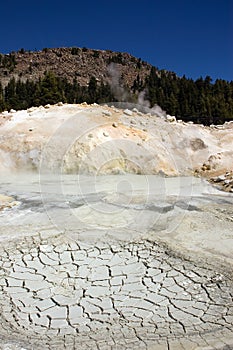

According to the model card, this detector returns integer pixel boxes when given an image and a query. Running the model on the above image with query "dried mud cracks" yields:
[0,235,233,350]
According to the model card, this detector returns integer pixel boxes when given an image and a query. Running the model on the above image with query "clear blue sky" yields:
[0,0,232,81]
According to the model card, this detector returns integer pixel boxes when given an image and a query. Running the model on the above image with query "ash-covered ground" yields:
[0,104,233,349]
[0,174,233,350]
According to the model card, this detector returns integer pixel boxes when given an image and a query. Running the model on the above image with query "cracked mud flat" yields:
[0,175,233,350]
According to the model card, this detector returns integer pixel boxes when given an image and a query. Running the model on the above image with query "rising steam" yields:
[107,63,167,118]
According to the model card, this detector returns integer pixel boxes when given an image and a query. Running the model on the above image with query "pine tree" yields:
[88,76,97,103]
[146,66,159,107]
[0,82,5,111]
[39,72,63,105]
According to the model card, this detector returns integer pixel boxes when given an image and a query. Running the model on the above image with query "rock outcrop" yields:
[209,171,233,192]
[0,194,19,211]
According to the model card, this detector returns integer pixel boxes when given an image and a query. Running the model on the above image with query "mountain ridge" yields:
[0,47,232,124]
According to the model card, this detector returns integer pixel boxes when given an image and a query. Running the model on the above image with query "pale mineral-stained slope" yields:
[1,104,233,349]
[0,103,232,177]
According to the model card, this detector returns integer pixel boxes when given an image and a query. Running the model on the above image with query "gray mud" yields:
[0,175,233,350]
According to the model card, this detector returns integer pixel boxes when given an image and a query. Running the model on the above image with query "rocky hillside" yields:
[1,47,232,124]
[0,47,151,88]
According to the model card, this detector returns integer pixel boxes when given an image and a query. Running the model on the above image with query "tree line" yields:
[143,67,233,124]
[0,72,115,112]
[0,69,232,125]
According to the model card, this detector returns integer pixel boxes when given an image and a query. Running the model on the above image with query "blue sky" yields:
[0,0,232,81]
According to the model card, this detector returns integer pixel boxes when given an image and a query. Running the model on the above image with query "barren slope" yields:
[0,103,232,178]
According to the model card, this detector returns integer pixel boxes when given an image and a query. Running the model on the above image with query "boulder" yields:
[166,115,176,123]
[124,109,133,116]
[102,110,112,117]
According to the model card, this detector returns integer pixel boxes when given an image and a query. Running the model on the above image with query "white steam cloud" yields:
[107,63,167,118]
[137,91,167,118]
[107,63,130,101]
